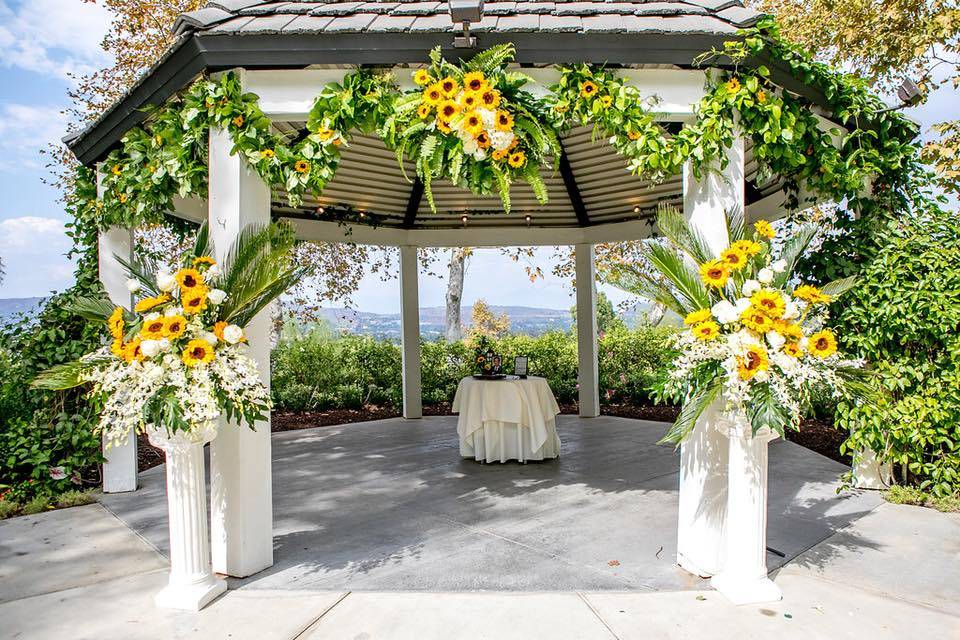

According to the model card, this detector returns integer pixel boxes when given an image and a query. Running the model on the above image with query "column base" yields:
[155,575,227,611]
[678,552,717,578]
[711,572,782,606]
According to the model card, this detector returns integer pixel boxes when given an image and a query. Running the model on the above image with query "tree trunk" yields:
[646,302,667,326]
[445,248,468,341]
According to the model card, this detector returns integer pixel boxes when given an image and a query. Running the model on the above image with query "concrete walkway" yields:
[2,417,958,638]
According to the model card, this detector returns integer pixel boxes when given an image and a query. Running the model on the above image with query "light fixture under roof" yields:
[449,0,483,48]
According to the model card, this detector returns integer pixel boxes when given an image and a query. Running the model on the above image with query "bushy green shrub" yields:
[598,326,677,405]
[20,495,52,515]
[0,499,20,520]
[56,490,97,509]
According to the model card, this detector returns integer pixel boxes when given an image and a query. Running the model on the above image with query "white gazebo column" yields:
[148,425,226,610]
[207,127,274,577]
[399,245,422,419]
[96,169,137,493]
[575,243,599,418]
[711,419,782,605]
[675,135,745,576]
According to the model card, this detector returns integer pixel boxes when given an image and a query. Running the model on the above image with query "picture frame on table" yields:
[514,356,528,378]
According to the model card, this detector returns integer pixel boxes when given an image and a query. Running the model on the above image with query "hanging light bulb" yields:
[524,214,532,226]
[633,205,641,214]
[460,214,469,226]
[316,205,325,215]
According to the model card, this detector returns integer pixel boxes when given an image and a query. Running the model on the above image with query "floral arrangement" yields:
[609,207,867,443]
[380,44,559,212]
[34,223,310,443]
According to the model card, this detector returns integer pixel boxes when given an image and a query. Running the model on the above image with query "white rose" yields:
[711,300,736,324]
[473,149,486,161]
[766,331,785,350]
[772,259,788,273]
[742,279,761,296]
[202,331,219,346]
[799,337,809,350]
[126,278,141,293]
[158,338,171,352]
[783,300,800,320]
[222,324,244,345]
[733,297,752,315]
[207,289,227,305]
[140,339,161,358]
[758,267,774,284]
[157,270,177,292]
[462,137,478,154]
[164,306,183,317]
[207,264,222,279]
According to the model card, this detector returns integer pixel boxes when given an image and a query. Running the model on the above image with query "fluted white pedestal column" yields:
[852,447,892,490]
[677,398,729,577]
[147,425,226,611]
[711,416,782,605]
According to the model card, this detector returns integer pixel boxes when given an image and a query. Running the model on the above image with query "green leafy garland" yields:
[78,20,922,236]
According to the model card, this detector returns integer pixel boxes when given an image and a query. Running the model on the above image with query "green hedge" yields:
[271,325,678,410]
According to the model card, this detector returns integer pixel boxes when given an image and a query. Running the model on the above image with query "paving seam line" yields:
[94,500,169,559]
[576,592,623,640]
[0,568,170,607]
[291,591,352,639]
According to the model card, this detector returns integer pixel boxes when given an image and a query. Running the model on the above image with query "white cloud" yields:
[0,0,112,82]
[0,215,66,248]
[0,215,73,296]
[0,103,69,171]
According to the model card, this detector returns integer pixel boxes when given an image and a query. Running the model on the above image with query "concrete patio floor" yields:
[2,416,958,639]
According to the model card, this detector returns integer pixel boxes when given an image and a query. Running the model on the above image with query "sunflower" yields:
[438,100,459,122]
[756,89,767,104]
[437,120,452,134]
[460,91,480,109]
[750,289,785,318]
[692,321,720,341]
[491,149,508,161]
[111,338,124,357]
[182,289,209,316]
[475,131,491,149]
[164,315,186,339]
[192,256,216,269]
[134,294,171,314]
[730,239,762,257]
[118,193,128,203]
[684,309,712,325]
[507,151,526,168]
[140,317,166,340]
[808,329,838,358]
[754,219,776,239]
[175,268,205,292]
[232,115,244,128]
[294,160,311,174]
[699,260,730,288]
[413,69,432,86]
[580,80,598,99]
[423,83,444,105]
[111,164,122,176]
[793,284,831,304]
[774,320,804,342]
[121,337,144,364]
[782,342,802,358]
[317,126,335,141]
[599,95,613,109]
[107,307,125,340]
[741,307,775,333]
[182,339,215,367]
[261,149,275,159]
[494,110,514,132]
[627,130,641,141]
[725,77,742,93]
[720,246,748,271]
[462,110,484,135]
[737,344,769,380]
[463,71,487,93]
[213,321,228,342]
[439,76,459,97]
[417,103,432,119]
[480,89,501,109]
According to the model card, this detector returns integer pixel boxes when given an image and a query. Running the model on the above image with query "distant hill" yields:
[0,297,44,324]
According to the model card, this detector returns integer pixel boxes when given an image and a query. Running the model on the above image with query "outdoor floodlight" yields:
[897,78,922,107]
[449,0,484,48]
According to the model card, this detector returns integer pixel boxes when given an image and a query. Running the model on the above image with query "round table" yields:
[452,376,562,463]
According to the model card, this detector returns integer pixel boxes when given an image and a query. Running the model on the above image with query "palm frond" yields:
[644,242,711,312]
[656,205,717,264]
[659,375,722,446]
[726,205,745,244]
[192,221,211,259]
[115,254,160,298]
[772,223,817,288]
[65,295,116,323]
[606,265,687,317]
[226,265,312,327]
[821,276,857,298]
[31,357,104,390]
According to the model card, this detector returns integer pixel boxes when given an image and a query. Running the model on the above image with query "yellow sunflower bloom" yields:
[491,149,508,161]
[627,130,641,141]
[175,268,204,292]
[294,159,311,174]
[423,83,445,105]
[107,307,125,340]
[475,131,491,149]
[111,337,124,357]
[720,246,749,271]
[134,294,171,314]
[699,260,730,288]
[213,321,228,342]
[494,110,514,132]
[460,91,480,109]
[692,321,720,341]
[182,288,209,316]
[182,339,215,367]
[463,71,487,93]
[438,100,459,122]
[480,89,501,109]
[808,329,838,358]
[439,76,459,97]
[417,103,432,119]
[437,120,452,134]
[730,239,762,257]
[793,284,832,304]
[741,307,775,333]
[192,256,216,269]
[599,95,613,109]
[111,164,122,176]
[164,315,187,339]
[507,151,526,168]
[261,149,275,159]
[725,77,742,93]
[750,289,785,318]
[317,126,335,141]
[580,80,598,99]
[684,309,712,325]
[774,319,804,342]
[232,115,244,128]
[737,344,769,380]
[754,219,776,239]
[756,89,767,103]
[121,337,144,364]
[413,69,432,86]
[140,317,167,340]
[462,110,484,135]
[782,342,802,358]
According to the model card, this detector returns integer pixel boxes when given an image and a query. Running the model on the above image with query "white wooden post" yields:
[575,243,599,418]
[399,245,422,419]
[675,135,745,576]
[711,419,782,605]
[207,126,274,578]
[96,168,138,493]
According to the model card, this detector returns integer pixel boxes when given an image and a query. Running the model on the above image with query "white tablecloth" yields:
[452,376,561,463]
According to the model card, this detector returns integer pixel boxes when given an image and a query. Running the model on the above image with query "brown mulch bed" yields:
[136,403,847,472]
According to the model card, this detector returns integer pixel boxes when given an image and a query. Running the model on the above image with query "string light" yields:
[460,214,469,226]
[524,214,532,226]
[633,205,641,214]
[316,205,325,215]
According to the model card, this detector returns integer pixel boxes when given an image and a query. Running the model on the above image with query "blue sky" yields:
[0,0,953,315]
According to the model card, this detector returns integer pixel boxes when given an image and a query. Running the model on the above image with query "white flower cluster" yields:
[452,108,515,160]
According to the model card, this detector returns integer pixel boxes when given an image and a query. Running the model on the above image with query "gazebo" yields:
[65,0,900,611]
